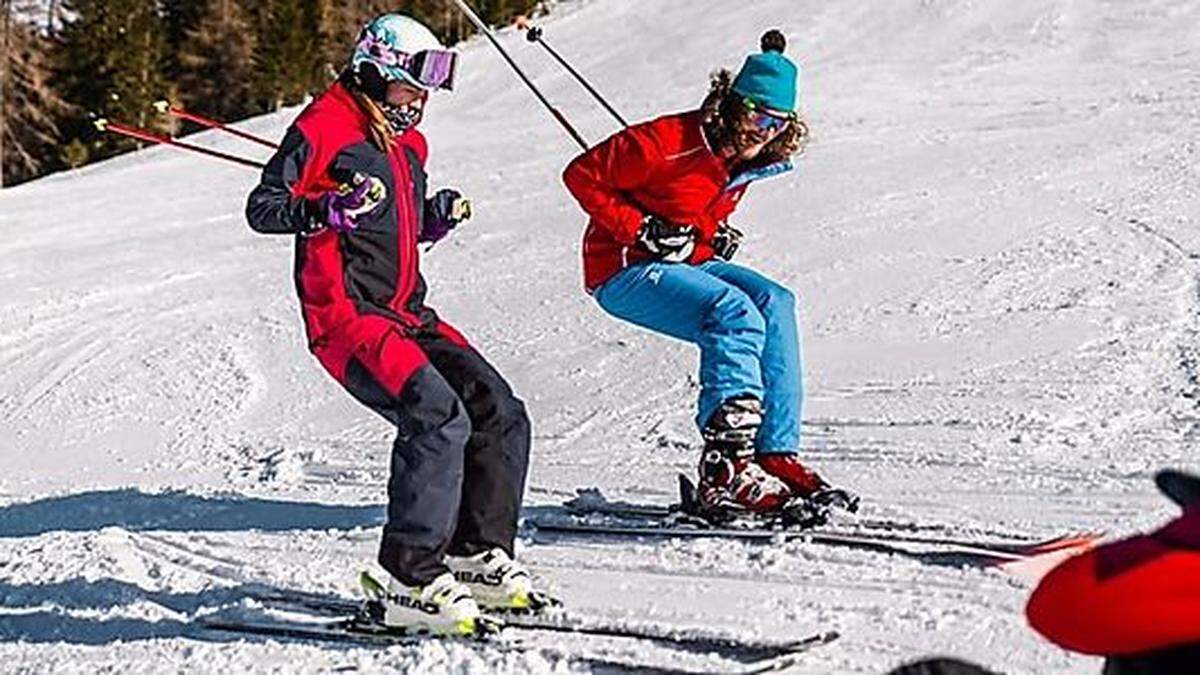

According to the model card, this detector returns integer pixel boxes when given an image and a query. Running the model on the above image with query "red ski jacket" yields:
[246,82,465,395]
[1026,506,1200,655]
[564,111,770,292]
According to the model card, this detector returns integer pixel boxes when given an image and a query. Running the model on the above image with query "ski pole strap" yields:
[154,100,280,150]
[93,118,266,170]
[449,0,590,151]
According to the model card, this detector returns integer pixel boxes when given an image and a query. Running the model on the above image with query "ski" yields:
[549,479,1102,561]
[200,616,520,651]
[531,519,1055,567]
[568,630,839,675]
[543,511,1101,560]
[248,590,834,665]
[482,612,835,665]
[565,489,1032,541]
[202,614,833,674]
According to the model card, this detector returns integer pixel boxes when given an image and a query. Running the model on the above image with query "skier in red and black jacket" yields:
[245,14,551,636]
[1027,469,1200,674]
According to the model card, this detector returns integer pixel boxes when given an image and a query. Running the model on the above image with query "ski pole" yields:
[154,100,280,149]
[516,18,629,129]
[447,0,590,151]
[92,117,266,170]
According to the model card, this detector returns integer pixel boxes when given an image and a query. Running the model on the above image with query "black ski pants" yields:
[343,327,531,586]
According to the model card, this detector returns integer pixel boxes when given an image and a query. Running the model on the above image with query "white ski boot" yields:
[447,547,560,613]
[360,570,498,637]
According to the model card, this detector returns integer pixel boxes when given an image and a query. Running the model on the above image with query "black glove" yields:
[712,223,744,261]
[421,188,472,244]
[637,215,696,263]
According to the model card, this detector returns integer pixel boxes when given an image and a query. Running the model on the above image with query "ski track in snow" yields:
[2,0,1200,672]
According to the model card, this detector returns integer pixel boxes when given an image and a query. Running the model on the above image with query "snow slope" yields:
[2,0,1199,672]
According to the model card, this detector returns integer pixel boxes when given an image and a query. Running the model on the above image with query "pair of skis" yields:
[526,478,1103,571]
[204,587,839,674]
[201,481,1094,670]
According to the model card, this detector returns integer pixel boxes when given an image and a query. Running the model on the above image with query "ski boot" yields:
[447,547,561,613]
[696,396,793,521]
[758,454,861,521]
[359,570,500,637]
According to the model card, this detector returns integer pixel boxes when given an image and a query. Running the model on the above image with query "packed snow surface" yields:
[2,0,1198,672]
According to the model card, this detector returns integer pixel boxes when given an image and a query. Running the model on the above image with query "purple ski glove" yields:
[421,188,473,244]
[318,172,386,234]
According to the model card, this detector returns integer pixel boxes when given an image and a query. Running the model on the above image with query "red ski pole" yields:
[154,100,280,149]
[92,117,266,170]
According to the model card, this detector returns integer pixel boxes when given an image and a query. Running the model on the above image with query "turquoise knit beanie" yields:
[731,30,798,112]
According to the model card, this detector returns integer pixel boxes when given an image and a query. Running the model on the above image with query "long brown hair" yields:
[343,72,398,151]
[701,69,809,169]
[347,86,397,152]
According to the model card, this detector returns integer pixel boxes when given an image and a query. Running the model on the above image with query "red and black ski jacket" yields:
[246,82,454,394]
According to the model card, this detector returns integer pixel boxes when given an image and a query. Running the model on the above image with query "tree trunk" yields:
[46,0,59,35]
[1,0,10,188]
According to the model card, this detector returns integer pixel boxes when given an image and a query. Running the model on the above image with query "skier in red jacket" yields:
[245,14,550,636]
[563,31,856,519]
[1027,469,1200,673]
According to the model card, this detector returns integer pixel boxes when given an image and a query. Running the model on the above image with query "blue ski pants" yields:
[594,260,803,453]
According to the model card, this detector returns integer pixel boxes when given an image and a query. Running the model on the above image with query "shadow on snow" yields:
[0,489,385,539]
[0,577,352,647]
[0,491,385,646]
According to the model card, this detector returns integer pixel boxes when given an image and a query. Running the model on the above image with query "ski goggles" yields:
[403,49,458,91]
[358,35,458,91]
[741,97,796,134]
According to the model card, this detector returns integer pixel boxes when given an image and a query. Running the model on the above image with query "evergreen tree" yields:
[1,0,9,185]
[55,0,173,164]
[0,0,548,185]
[475,0,539,34]
[250,0,324,111]
[178,0,256,123]
[316,0,394,78]
[161,0,207,79]
[1,0,65,187]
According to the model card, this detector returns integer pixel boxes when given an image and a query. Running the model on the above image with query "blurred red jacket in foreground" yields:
[1027,487,1200,657]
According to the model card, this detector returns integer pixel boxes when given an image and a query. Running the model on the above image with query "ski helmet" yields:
[350,14,458,98]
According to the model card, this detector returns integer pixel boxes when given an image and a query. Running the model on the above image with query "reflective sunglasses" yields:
[741,97,795,134]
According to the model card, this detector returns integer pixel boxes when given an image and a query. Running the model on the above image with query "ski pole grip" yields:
[526,26,543,42]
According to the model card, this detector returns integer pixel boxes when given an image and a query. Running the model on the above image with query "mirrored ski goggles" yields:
[741,97,796,134]
[403,49,458,91]
[361,35,458,91]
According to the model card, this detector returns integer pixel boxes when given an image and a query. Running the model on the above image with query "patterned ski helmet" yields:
[350,14,450,92]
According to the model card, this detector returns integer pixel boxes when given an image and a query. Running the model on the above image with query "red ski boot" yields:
[696,396,793,517]
[756,454,828,497]
[758,454,860,514]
